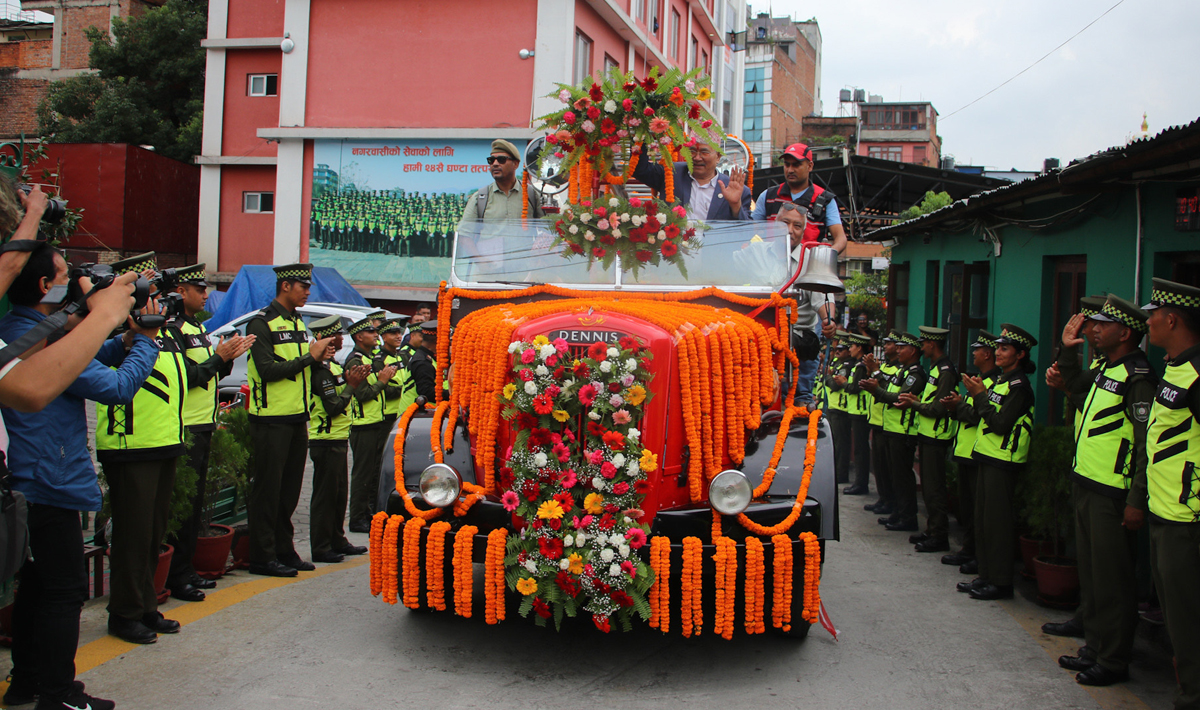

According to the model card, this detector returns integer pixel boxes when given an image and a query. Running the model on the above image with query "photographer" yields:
[95,253,189,646]
[163,264,254,602]
[0,244,158,710]
[0,180,47,295]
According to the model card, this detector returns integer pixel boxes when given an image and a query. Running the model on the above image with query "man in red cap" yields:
[752,143,847,254]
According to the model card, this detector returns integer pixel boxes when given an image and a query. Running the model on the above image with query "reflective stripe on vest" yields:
[953,372,996,461]
[1146,355,1200,523]
[96,339,187,453]
[309,361,350,442]
[918,359,959,442]
[972,377,1033,466]
[1073,357,1148,492]
[382,351,413,417]
[883,364,923,435]
[844,362,869,417]
[869,361,900,427]
[826,360,851,413]
[178,320,218,428]
[348,351,386,427]
[247,310,309,419]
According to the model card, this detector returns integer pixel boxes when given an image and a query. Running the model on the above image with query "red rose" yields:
[588,342,608,360]
[533,598,552,619]
[660,240,678,257]
[519,369,534,381]
[689,103,701,119]
[604,504,619,514]
[549,517,561,530]
[553,366,566,379]
[635,250,652,263]
[592,247,606,258]
[643,107,655,117]
[531,518,543,530]
[607,382,622,393]
[587,106,600,120]
[622,98,634,111]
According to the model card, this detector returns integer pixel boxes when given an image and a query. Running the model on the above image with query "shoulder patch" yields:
[1132,402,1150,423]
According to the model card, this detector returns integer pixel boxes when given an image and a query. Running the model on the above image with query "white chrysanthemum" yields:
[627,461,640,476]
[580,213,592,222]
[631,214,643,226]
[525,559,537,573]
[568,224,579,235]
[609,564,622,577]
[576,532,587,546]
[627,427,640,440]
[608,197,619,206]
[625,359,637,371]
[621,373,635,387]
[611,228,622,238]
[524,381,538,395]
[599,361,612,373]
[592,477,606,490]
[533,452,548,467]
[595,532,608,546]
[559,558,570,571]
[564,379,576,388]
[620,213,630,222]
[657,212,667,222]
[604,100,617,113]
[657,230,667,240]
[535,365,549,377]
[585,230,595,242]
[600,548,615,563]
[539,344,556,360]
[508,341,521,353]
[612,453,626,467]
[607,347,619,358]
[619,545,630,558]
[588,411,601,420]
[562,534,574,547]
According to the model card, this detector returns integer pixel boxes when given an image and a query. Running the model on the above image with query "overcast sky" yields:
[759,0,1200,171]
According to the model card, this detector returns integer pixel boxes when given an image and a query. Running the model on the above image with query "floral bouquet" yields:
[498,334,656,632]
[553,194,697,277]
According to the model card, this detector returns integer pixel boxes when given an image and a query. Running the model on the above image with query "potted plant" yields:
[192,406,251,577]
[1023,425,1079,607]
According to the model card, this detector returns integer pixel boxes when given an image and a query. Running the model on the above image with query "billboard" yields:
[310,138,526,287]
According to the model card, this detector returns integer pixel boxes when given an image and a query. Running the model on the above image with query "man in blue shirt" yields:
[751,143,848,254]
[0,245,158,710]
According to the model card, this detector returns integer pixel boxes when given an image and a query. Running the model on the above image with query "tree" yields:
[844,270,887,332]
[37,0,206,163]
[896,190,952,223]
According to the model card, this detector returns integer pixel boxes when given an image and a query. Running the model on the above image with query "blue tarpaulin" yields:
[208,265,369,329]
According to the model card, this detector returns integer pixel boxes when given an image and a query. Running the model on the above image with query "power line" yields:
[941,0,1127,121]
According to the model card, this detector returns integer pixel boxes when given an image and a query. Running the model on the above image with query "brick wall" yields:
[0,39,51,69]
[768,40,818,151]
[0,43,17,68]
[61,6,112,70]
[0,70,49,138]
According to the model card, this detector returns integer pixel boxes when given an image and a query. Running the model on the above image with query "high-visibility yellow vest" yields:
[953,370,997,462]
[826,359,852,413]
[844,361,870,417]
[972,374,1034,467]
[883,363,925,436]
[347,348,386,428]
[381,349,414,417]
[1073,353,1154,493]
[309,361,350,442]
[1146,353,1200,523]
[917,357,958,443]
[868,360,900,427]
[177,319,218,429]
[248,308,309,420]
[96,337,187,460]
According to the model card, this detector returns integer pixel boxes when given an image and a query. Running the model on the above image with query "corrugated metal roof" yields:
[865,116,1200,241]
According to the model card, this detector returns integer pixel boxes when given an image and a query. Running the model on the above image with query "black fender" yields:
[375,410,479,514]
[739,409,838,541]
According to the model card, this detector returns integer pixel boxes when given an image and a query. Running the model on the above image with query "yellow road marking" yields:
[999,599,1152,710]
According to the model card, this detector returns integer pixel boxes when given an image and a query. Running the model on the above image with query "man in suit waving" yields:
[632,142,751,221]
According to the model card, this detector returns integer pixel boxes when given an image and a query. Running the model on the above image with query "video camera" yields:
[17,184,66,224]
[40,262,151,322]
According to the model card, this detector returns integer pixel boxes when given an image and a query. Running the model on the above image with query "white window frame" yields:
[573,31,593,85]
[247,73,278,97]
[243,191,275,213]
[669,8,680,60]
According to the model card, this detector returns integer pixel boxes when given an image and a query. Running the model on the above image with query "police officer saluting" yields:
[307,316,370,564]
[345,318,398,533]
[245,264,336,577]
[1048,295,1156,686]
[165,264,254,602]
[1141,278,1200,708]
[97,253,188,644]
[948,324,1037,601]
[897,326,958,553]
[941,331,999,574]
[862,332,927,532]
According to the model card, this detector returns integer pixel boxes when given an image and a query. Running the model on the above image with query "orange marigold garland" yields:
[381,514,404,605]
[737,407,820,536]
[425,521,452,611]
[680,536,703,638]
[452,525,478,618]
[368,510,390,597]
[484,528,507,625]
[430,400,450,464]
[661,145,675,203]
[648,536,671,632]
[521,169,530,222]
[744,536,766,634]
[799,531,822,625]
[771,533,793,632]
[401,517,425,609]
[392,402,420,494]
[712,536,737,640]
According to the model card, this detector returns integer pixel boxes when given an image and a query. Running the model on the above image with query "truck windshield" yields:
[451,219,792,292]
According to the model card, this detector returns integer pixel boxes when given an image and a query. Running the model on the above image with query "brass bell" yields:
[794,244,844,294]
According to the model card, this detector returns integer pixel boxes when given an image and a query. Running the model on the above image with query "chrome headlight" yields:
[419,464,462,508]
[709,470,752,515]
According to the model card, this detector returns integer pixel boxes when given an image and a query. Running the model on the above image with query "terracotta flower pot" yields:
[154,544,174,605]
[230,525,251,570]
[192,523,234,579]
[1033,555,1079,609]
[1018,535,1055,580]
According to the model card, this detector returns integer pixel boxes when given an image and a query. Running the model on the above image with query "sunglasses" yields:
[486,156,514,165]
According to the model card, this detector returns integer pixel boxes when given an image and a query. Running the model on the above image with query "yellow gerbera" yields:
[640,449,658,473]
[502,383,517,400]
[537,499,564,520]
[627,385,647,406]
[552,409,570,423]
[567,553,584,574]
[584,492,605,515]
[697,87,712,101]
[516,577,539,596]
[533,335,550,347]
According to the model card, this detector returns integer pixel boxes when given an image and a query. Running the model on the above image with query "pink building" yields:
[198,0,730,301]
[855,100,941,167]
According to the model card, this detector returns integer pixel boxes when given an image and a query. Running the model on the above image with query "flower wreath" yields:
[499,334,656,632]
[553,195,697,277]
